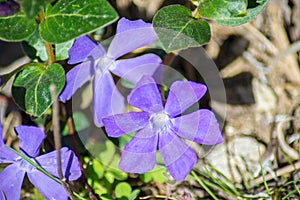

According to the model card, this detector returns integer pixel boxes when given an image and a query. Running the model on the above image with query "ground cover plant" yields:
[1,0,300,199]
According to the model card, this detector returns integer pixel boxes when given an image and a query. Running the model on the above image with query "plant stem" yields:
[191,170,219,200]
[6,146,61,184]
[50,85,76,200]
[38,11,55,65]
[65,100,100,200]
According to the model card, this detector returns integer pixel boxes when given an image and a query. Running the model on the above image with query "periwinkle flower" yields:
[59,17,161,127]
[0,1,19,16]
[0,124,81,200]
[102,76,223,182]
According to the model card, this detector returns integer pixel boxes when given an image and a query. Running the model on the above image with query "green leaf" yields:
[84,157,105,182]
[12,63,65,117]
[152,168,167,183]
[100,194,114,200]
[23,27,48,61]
[20,0,52,19]
[198,0,269,26]
[62,112,89,136]
[40,0,118,43]
[107,167,128,181]
[0,12,36,41]
[153,5,211,53]
[128,189,140,200]
[140,166,167,183]
[97,140,116,166]
[55,39,74,60]
[115,182,132,198]
[140,173,152,183]
[23,28,74,61]
[104,172,115,184]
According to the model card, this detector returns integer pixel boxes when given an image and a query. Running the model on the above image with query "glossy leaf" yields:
[0,12,36,41]
[12,63,65,117]
[40,0,118,43]
[23,27,48,61]
[20,0,52,19]
[198,0,269,26]
[23,28,74,61]
[55,39,74,60]
[153,5,211,53]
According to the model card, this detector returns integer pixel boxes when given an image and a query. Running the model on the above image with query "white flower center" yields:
[150,112,172,133]
[95,55,116,73]
[17,158,35,173]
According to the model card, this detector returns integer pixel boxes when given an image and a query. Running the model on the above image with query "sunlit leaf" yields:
[115,182,132,198]
[198,0,270,26]
[12,63,65,117]
[0,12,36,41]
[40,0,118,43]
[153,5,210,52]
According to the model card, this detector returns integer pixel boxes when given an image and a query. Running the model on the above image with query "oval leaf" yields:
[0,12,36,41]
[12,63,65,117]
[23,27,48,61]
[198,0,269,26]
[23,27,75,61]
[40,0,118,43]
[153,5,211,53]
[115,182,132,198]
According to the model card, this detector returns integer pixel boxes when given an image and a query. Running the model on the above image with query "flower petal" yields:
[0,124,17,162]
[35,147,81,181]
[172,109,223,145]
[68,35,98,64]
[0,164,25,200]
[107,18,157,59]
[158,130,196,182]
[128,75,162,112]
[93,71,125,127]
[165,81,207,117]
[59,60,94,102]
[28,170,68,200]
[165,147,196,182]
[111,54,162,84]
[0,146,18,163]
[103,112,150,137]
[15,126,45,158]
[119,125,157,173]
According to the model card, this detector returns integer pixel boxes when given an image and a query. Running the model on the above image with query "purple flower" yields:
[59,17,161,127]
[102,76,223,182]
[0,1,20,16]
[0,124,81,200]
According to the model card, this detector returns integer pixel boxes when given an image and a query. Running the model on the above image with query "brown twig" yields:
[50,85,76,200]
[38,11,55,65]
[250,161,300,187]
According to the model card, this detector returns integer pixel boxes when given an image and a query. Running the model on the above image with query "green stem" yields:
[6,146,61,184]
[191,170,219,200]
[6,146,88,199]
